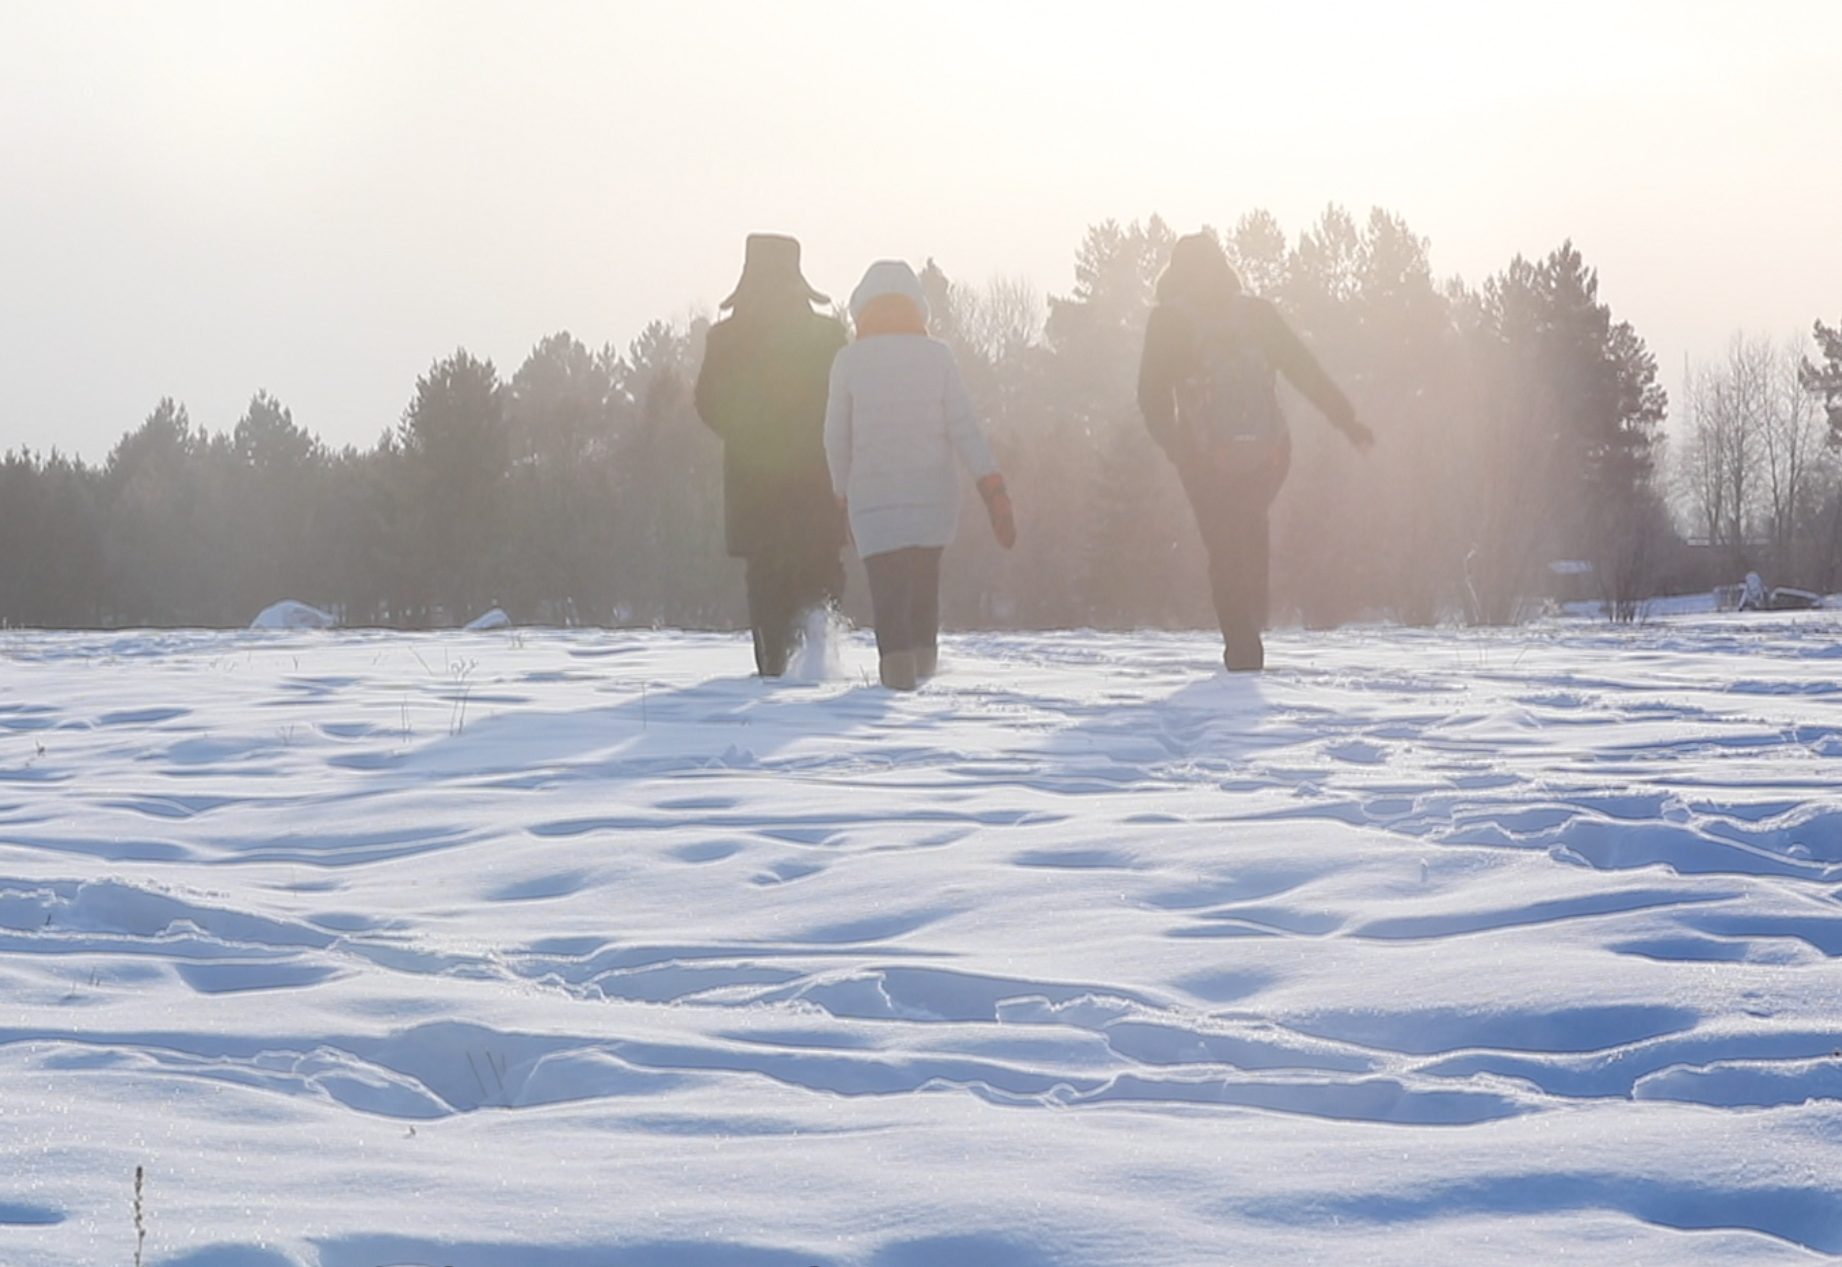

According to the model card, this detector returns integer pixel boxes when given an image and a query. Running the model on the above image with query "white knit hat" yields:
[848,259,929,324]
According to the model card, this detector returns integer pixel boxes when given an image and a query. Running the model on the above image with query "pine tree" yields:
[1804,319,1842,439]
[398,351,507,624]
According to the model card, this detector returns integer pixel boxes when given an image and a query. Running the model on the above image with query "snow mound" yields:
[9,621,1842,1263]
[250,600,337,630]
[464,607,512,630]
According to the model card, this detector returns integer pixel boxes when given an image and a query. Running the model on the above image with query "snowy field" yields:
[3,613,1842,1266]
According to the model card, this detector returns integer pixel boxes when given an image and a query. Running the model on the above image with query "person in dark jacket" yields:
[694,234,848,677]
[1137,232,1373,672]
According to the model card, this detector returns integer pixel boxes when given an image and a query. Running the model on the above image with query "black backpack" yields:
[1172,295,1285,472]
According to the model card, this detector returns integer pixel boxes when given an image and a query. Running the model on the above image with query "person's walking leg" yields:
[1179,464,1252,670]
[863,549,919,690]
[1230,446,1288,671]
[912,548,943,679]
[1213,470,1276,671]
[745,552,796,678]
[789,497,847,633]
[779,543,844,669]
[1217,512,1265,671]
[744,555,776,676]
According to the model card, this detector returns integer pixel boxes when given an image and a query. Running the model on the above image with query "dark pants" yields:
[1176,441,1289,670]
[862,547,943,659]
[744,548,844,677]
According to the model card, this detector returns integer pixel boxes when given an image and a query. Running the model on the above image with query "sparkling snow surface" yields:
[3,616,1842,1265]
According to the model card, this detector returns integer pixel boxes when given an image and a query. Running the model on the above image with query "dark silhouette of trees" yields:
[1806,319,1842,439]
[1270,206,1434,628]
[1676,333,1836,592]
[397,350,508,624]
[226,391,331,614]
[1040,217,1200,629]
[1802,320,1842,588]
[499,332,621,623]
[605,319,733,626]
[0,448,103,626]
[102,399,216,624]
[1341,209,1464,626]
[1456,244,1667,622]
[0,210,1694,632]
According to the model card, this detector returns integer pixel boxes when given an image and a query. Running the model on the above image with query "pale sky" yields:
[2,0,1837,462]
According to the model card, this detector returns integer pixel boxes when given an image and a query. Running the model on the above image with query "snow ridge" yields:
[1,619,1839,1264]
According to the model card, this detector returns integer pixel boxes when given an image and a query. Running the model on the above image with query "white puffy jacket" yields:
[824,334,998,560]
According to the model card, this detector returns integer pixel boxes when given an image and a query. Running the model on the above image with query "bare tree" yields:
[1676,333,1835,583]
[951,274,1043,366]
[1757,334,1833,579]
[1676,334,1769,557]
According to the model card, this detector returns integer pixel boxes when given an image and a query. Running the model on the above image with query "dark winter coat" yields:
[1136,292,1357,474]
[694,301,849,560]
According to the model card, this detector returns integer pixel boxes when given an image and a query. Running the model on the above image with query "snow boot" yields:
[880,650,919,691]
[915,645,938,680]
[1223,632,1264,673]
[752,625,789,679]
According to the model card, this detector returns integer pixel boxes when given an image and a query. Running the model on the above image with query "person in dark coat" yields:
[1137,232,1373,672]
[694,234,848,677]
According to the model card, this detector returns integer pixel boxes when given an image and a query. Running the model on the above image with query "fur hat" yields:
[720,234,829,309]
[848,259,929,325]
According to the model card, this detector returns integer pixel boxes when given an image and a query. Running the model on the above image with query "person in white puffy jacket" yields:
[824,260,1015,691]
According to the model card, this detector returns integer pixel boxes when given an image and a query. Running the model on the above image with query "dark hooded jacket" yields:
[1137,288,1357,468]
[694,300,848,558]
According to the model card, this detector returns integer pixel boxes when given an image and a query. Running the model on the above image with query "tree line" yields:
[4,208,1839,632]
[1673,324,1842,588]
